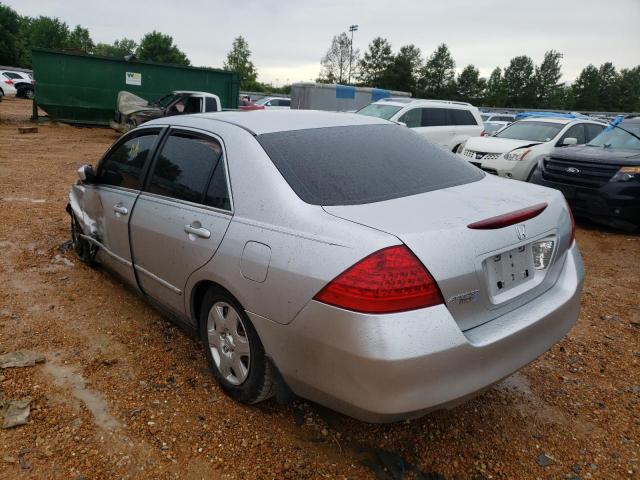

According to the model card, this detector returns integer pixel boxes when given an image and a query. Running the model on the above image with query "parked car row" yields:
[0,69,34,99]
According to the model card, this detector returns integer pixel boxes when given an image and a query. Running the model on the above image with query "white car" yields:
[481,112,516,123]
[357,99,483,152]
[254,96,291,109]
[0,70,21,97]
[461,117,607,181]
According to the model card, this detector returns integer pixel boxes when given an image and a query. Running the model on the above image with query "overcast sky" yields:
[6,0,640,85]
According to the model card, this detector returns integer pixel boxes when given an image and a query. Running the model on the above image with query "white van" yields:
[357,98,484,152]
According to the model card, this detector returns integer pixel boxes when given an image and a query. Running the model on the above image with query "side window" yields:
[421,108,450,127]
[147,132,222,204]
[204,160,231,211]
[280,99,290,107]
[398,108,421,128]
[265,101,273,106]
[97,132,158,189]
[168,97,187,115]
[451,109,478,126]
[184,96,203,114]
[205,97,218,112]
[585,123,605,142]
[558,124,586,146]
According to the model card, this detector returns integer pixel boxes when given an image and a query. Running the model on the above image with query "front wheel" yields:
[200,288,274,404]
[70,214,95,265]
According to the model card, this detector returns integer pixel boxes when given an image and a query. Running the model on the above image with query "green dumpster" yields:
[31,48,239,125]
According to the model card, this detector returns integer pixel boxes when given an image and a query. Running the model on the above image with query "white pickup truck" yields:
[111,90,221,132]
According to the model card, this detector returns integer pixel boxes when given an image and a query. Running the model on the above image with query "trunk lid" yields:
[323,175,573,330]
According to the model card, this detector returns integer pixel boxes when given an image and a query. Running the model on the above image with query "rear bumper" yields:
[531,169,640,228]
[250,244,584,422]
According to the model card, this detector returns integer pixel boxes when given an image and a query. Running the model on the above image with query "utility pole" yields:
[348,24,358,85]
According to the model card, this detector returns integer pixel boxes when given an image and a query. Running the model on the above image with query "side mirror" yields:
[562,137,578,146]
[77,164,96,183]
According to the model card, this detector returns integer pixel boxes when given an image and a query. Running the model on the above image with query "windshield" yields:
[495,121,564,142]
[483,122,506,135]
[356,103,403,120]
[587,125,640,151]
[481,114,491,121]
[152,94,178,108]
[257,124,483,206]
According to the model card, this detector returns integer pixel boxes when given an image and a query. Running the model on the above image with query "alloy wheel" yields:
[206,302,251,385]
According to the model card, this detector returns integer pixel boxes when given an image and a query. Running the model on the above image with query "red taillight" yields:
[4,79,13,85]
[313,245,444,314]
[468,203,548,230]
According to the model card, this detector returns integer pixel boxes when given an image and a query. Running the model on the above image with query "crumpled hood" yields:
[464,136,541,154]
[115,91,161,116]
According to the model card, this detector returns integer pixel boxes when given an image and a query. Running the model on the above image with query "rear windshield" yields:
[495,121,564,142]
[357,103,403,120]
[257,124,484,206]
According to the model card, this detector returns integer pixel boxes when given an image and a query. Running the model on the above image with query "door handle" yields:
[113,204,128,215]
[184,224,211,239]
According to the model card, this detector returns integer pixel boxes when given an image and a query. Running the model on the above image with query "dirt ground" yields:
[0,96,638,480]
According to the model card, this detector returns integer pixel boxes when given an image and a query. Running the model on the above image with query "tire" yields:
[24,89,34,99]
[70,214,95,265]
[199,287,274,404]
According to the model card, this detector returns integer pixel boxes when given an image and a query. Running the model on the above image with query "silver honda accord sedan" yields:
[67,110,584,422]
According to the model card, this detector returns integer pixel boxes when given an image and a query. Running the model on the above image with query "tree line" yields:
[320,34,640,112]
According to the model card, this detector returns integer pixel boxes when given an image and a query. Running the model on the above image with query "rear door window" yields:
[146,132,223,204]
[205,97,218,112]
[451,109,478,126]
[421,108,451,127]
[257,124,483,206]
[97,130,160,189]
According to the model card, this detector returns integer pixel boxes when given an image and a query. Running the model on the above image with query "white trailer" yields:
[290,82,411,111]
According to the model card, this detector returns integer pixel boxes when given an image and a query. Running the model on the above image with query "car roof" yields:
[373,98,473,109]
[172,90,217,96]
[149,109,391,135]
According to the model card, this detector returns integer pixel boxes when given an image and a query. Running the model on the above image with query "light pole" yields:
[348,24,358,85]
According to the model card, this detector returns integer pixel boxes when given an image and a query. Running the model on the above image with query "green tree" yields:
[572,65,600,110]
[535,50,564,108]
[456,65,485,104]
[66,25,94,52]
[136,31,190,65]
[384,44,422,95]
[503,55,536,107]
[357,37,393,87]
[94,38,138,58]
[21,15,70,65]
[484,67,507,107]
[419,43,455,98]
[616,66,640,112]
[0,3,26,66]
[319,32,359,84]
[597,62,620,111]
[223,36,258,90]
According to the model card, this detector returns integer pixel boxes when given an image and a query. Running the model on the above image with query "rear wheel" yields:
[24,89,34,99]
[199,288,274,404]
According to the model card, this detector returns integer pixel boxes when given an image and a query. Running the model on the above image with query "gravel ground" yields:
[0,97,638,480]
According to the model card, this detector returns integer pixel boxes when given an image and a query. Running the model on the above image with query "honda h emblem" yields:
[515,224,527,240]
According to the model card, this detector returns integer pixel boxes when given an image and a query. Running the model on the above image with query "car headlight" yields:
[610,166,640,182]
[504,148,531,161]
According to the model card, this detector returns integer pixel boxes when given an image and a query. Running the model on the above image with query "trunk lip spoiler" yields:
[467,203,548,230]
